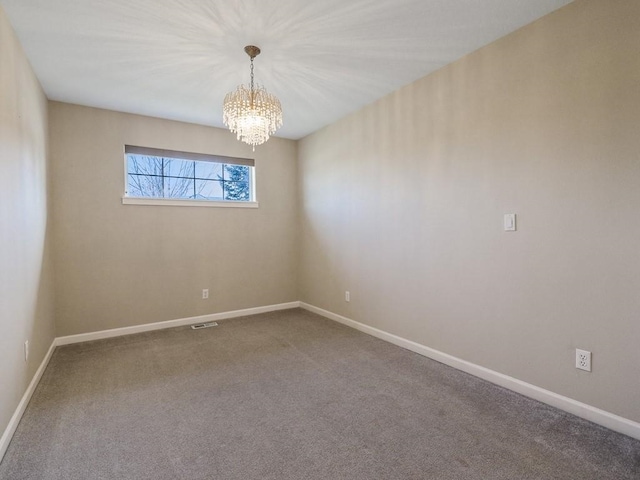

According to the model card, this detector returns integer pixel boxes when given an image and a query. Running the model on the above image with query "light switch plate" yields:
[504,214,516,231]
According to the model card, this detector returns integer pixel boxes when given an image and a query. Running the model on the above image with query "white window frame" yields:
[121,145,258,208]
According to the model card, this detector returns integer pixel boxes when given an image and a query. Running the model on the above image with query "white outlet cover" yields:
[576,348,592,372]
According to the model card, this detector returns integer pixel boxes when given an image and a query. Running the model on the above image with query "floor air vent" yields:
[191,322,218,330]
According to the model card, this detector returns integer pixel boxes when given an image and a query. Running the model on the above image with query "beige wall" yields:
[299,0,640,422]
[0,6,55,443]
[50,103,298,336]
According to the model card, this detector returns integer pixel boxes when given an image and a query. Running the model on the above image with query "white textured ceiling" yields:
[1,0,572,140]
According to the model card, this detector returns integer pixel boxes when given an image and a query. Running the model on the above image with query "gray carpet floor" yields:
[1,308,639,479]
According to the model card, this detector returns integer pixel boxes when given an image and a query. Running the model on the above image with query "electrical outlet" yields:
[576,349,591,372]
[202,289,209,299]
[24,340,29,362]
[345,291,350,302]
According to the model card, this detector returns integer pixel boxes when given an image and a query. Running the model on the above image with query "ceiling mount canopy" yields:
[223,45,283,151]
[243,45,261,59]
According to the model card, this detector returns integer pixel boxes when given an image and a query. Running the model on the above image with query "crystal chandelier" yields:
[223,45,283,150]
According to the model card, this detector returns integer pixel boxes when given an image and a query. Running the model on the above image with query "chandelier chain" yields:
[250,57,255,93]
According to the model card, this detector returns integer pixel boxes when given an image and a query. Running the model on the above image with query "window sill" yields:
[122,197,259,208]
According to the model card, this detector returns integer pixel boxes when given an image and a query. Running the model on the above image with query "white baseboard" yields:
[56,301,301,346]
[0,339,57,462]
[300,302,640,441]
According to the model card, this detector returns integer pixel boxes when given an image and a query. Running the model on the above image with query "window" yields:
[123,145,256,207]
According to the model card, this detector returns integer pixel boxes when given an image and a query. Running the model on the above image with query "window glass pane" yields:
[124,147,254,203]
[196,180,223,200]
[164,158,194,178]
[128,173,164,198]
[195,161,222,180]
[164,176,195,199]
[224,182,250,201]
[222,164,250,182]
[127,154,163,176]
[127,174,144,197]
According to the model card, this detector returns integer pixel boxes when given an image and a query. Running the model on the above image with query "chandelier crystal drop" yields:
[223,46,283,150]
